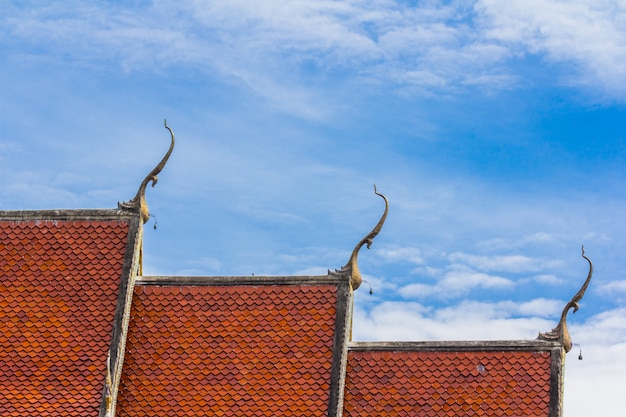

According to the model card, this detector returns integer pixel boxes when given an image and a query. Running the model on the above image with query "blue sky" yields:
[2,1,626,414]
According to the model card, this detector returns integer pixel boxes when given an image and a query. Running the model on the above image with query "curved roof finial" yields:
[537,246,593,352]
[330,185,388,290]
[118,120,175,223]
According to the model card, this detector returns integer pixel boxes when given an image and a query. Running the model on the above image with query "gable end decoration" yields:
[537,246,593,352]
[330,185,388,290]
[118,119,175,223]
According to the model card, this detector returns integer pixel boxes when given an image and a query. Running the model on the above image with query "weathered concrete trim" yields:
[349,340,562,352]
[0,209,137,221]
[99,214,143,417]
[327,275,352,417]
[136,275,345,286]
[549,347,565,417]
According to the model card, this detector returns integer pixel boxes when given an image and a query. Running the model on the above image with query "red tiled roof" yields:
[116,283,339,416]
[1,208,568,417]
[0,219,131,416]
[343,348,553,417]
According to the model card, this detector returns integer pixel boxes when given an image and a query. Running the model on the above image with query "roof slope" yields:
[0,211,140,417]
[343,341,562,417]
[1,175,584,417]
[115,276,351,417]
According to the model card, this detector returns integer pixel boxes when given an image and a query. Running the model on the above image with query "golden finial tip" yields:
[331,185,389,290]
[118,121,176,223]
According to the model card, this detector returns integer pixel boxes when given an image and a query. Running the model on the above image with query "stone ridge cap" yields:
[136,274,348,286]
[348,340,562,351]
[0,208,138,221]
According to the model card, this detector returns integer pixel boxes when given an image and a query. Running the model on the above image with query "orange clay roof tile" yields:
[343,349,552,417]
[116,283,338,417]
[0,219,130,417]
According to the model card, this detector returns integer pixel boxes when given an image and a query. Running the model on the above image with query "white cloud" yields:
[377,246,424,265]
[563,307,626,415]
[443,267,515,289]
[408,265,443,278]
[532,274,564,285]
[448,252,558,273]
[186,0,382,58]
[476,232,558,251]
[400,266,514,299]
[5,0,626,103]
[564,342,626,416]
[353,300,626,417]
[234,205,308,225]
[352,298,560,341]
[571,307,626,346]
[516,298,563,317]
[476,0,626,98]
[399,282,436,298]
[597,280,626,295]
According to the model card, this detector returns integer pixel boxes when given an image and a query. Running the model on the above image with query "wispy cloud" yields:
[5,0,626,106]
[476,0,626,99]
[377,246,424,265]
[399,267,515,299]
[448,252,560,273]
[597,280,626,296]
[532,274,564,285]
[352,298,563,341]
[476,232,558,251]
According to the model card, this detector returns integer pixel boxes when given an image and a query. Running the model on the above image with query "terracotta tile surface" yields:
[0,220,130,416]
[116,284,338,417]
[344,349,552,417]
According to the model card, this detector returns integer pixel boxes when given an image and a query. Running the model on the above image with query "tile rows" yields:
[0,220,130,417]
[343,350,552,417]
[116,284,338,417]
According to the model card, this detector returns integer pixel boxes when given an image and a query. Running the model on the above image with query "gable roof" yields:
[343,341,562,417]
[0,210,142,417]
[113,275,351,417]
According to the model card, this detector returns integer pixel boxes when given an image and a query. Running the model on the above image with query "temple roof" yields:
[115,276,351,416]
[344,341,561,417]
[0,210,141,416]
[0,205,584,417]
[0,123,590,417]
